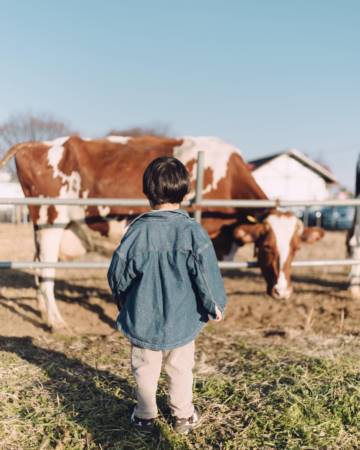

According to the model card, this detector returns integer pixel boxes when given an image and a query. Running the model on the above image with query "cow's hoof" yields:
[49,321,73,334]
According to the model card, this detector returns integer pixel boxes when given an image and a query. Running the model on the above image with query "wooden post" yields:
[194,151,205,223]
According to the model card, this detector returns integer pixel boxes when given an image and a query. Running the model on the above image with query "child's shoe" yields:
[130,409,155,431]
[173,409,201,434]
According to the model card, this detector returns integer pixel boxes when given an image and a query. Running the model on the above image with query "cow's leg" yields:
[37,226,67,329]
[33,226,47,316]
[210,225,239,261]
[222,242,239,261]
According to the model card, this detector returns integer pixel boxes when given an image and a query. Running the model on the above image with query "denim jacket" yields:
[107,209,227,350]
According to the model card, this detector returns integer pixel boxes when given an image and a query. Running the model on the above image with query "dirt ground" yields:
[0,223,357,340]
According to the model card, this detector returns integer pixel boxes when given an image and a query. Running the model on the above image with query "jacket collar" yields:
[128,208,190,228]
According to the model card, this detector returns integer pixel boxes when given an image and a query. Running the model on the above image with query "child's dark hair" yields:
[143,156,190,205]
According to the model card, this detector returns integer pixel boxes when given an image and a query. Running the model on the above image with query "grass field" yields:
[1,330,360,449]
[1,224,360,449]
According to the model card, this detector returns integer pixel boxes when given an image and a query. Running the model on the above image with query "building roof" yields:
[249,148,338,184]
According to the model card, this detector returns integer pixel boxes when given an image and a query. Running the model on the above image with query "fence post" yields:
[315,210,322,227]
[15,205,21,224]
[11,206,16,224]
[194,151,205,223]
[303,207,309,227]
[22,205,29,224]
[356,153,360,227]
[352,154,360,248]
[349,153,360,297]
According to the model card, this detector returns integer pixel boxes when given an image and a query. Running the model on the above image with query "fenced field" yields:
[1,223,360,449]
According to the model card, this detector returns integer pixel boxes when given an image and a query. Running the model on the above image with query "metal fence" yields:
[0,259,359,270]
[0,150,359,270]
[0,196,359,269]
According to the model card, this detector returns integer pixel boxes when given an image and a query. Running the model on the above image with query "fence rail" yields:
[0,147,358,271]
[0,259,359,270]
[0,197,359,207]
[0,199,358,270]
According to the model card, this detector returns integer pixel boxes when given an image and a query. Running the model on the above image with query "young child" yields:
[107,156,227,434]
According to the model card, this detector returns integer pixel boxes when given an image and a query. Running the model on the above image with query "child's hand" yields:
[208,306,222,322]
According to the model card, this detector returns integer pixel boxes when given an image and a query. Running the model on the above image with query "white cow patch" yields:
[266,214,298,297]
[276,271,288,291]
[46,137,69,178]
[99,206,111,217]
[174,137,242,196]
[43,137,86,225]
[106,136,132,144]
[44,136,69,148]
[38,203,49,224]
[266,214,298,270]
[62,171,82,196]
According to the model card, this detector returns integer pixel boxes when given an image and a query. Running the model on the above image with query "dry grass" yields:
[1,225,359,448]
[1,330,360,449]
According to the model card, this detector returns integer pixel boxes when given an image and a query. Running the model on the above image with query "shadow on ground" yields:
[0,269,115,331]
[0,336,174,449]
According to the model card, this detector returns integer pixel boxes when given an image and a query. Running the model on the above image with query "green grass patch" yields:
[0,333,360,449]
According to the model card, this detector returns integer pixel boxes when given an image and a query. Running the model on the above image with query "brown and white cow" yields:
[0,135,323,329]
[233,211,324,298]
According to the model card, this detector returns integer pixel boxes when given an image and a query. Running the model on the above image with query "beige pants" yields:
[131,340,195,419]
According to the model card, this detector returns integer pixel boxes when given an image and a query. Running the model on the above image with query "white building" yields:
[0,169,25,222]
[249,149,338,201]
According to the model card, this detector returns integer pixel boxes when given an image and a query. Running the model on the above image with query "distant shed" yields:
[248,149,338,201]
[0,169,26,222]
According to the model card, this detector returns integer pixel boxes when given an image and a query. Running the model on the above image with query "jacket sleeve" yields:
[107,251,137,309]
[187,239,227,319]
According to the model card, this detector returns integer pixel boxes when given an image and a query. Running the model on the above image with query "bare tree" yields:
[0,112,76,177]
[0,112,75,146]
[107,122,171,138]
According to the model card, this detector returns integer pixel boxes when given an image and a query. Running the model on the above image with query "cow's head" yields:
[233,210,324,299]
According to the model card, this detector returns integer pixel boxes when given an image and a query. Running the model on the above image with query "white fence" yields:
[0,150,359,270]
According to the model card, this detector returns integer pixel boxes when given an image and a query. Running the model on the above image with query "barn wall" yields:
[0,179,26,223]
[252,155,330,201]
[0,182,24,211]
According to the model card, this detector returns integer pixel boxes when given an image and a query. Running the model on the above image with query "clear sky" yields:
[0,0,359,190]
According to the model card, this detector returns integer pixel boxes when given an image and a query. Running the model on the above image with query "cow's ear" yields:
[233,223,268,244]
[301,227,325,244]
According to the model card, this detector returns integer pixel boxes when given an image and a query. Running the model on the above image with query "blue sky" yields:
[0,0,359,189]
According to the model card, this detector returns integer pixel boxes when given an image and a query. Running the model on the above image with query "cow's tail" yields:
[0,143,27,170]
